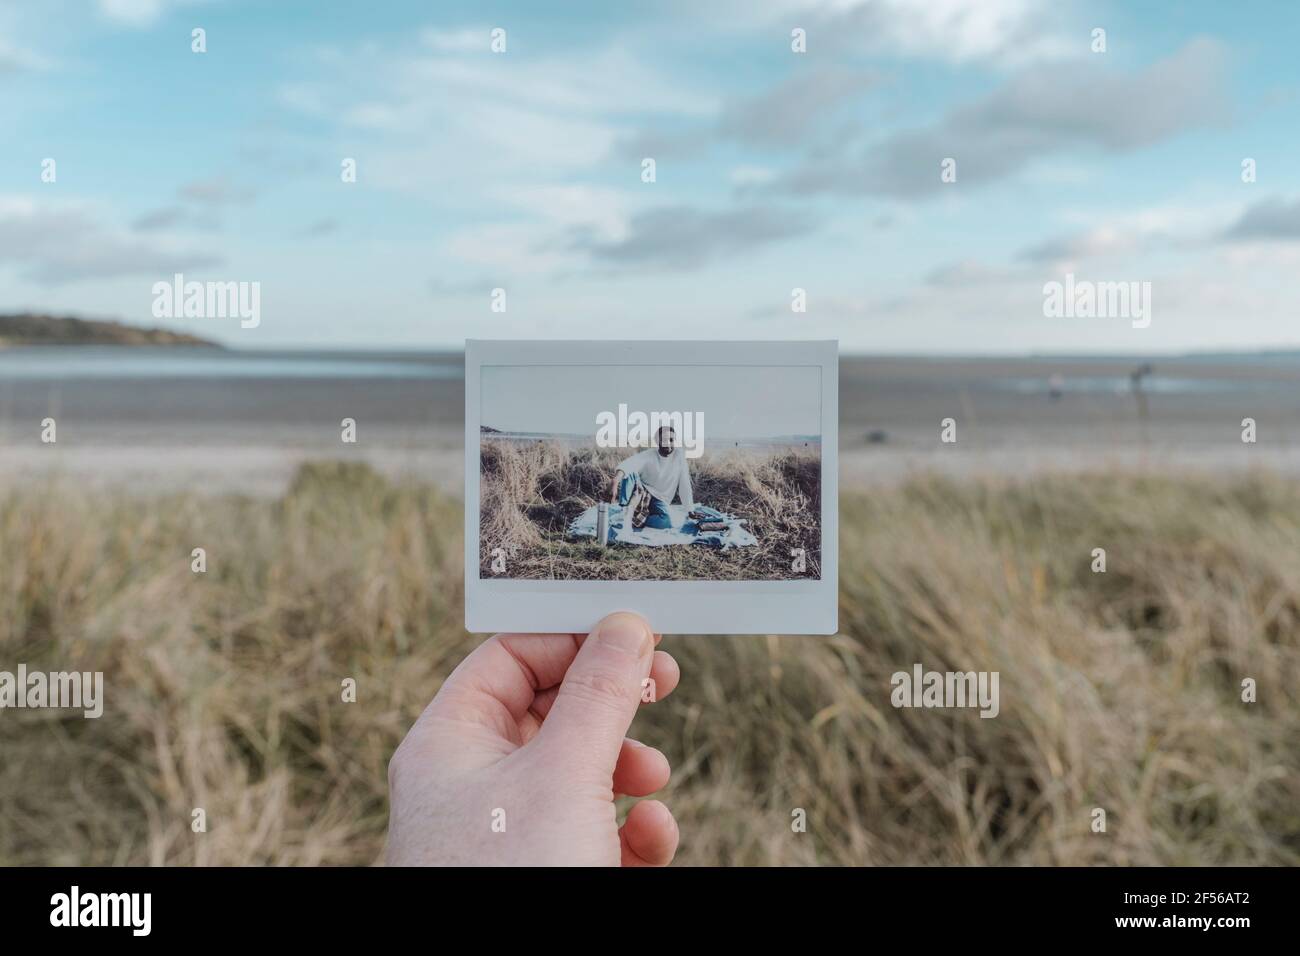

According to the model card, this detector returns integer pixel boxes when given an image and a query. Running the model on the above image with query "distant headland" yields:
[0,313,221,347]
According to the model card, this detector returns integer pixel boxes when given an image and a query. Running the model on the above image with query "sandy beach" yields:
[2,347,1299,493]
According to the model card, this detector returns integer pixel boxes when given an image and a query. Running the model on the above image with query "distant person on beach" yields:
[1131,363,1153,424]
[608,425,694,530]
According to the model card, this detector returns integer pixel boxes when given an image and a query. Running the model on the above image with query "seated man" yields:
[609,425,695,530]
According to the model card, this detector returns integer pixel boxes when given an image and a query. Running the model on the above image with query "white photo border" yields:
[464,340,838,635]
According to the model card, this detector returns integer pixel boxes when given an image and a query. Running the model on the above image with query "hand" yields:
[610,471,623,504]
[385,612,681,866]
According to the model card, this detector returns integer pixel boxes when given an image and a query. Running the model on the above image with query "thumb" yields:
[538,612,654,780]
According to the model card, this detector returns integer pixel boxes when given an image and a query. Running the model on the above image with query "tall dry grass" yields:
[1,462,1297,865]
[479,439,822,580]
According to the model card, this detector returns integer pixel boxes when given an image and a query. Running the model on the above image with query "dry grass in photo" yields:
[478,438,822,580]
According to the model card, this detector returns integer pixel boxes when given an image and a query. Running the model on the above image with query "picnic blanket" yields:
[568,503,757,549]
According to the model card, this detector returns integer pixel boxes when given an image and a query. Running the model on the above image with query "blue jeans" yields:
[617,473,672,529]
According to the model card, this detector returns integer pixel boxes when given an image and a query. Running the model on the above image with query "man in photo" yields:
[609,425,694,530]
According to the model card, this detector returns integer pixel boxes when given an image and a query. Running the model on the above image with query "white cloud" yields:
[731,165,776,187]
[1222,196,1300,242]
[793,191,1300,352]
[1019,201,1245,267]
[0,37,51,73]
[463,101,618,170]
[0,4,54,74]
[490,185,631,241]
[278,36,717,190]
[95,0,215,28]
[780,38,1228,199]
[572,204,817,271]
[438,185,634,277]
[0,195,221,284]
[925,259,1018,288]
[418,27,492,54]
[776,0,1074,66]
[795,249,1300,353]
[96,0,167,26]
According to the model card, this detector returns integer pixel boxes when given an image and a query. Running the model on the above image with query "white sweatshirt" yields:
[617,447,694,507]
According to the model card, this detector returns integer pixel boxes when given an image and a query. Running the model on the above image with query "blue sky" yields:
[2,0,1299,353]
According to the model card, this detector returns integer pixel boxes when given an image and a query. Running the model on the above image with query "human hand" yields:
[385,612,681,866]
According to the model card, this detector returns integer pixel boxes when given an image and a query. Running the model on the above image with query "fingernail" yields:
[597,613,652,656]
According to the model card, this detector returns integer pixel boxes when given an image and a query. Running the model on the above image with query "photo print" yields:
[465,340,838,635]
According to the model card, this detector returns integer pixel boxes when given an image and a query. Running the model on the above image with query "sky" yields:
[2,0,1300,354]
[481,364,822,438]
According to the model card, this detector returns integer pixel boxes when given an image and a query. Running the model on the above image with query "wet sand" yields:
[2,349,1298,494]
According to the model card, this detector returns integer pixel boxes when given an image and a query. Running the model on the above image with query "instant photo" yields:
[465,341,838,635]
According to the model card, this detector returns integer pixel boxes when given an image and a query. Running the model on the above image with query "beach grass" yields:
[1,461,1297,865]
[479,438,822,580]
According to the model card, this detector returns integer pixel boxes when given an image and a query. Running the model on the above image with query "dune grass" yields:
[479,439,822,580]
[1,461,1297,865]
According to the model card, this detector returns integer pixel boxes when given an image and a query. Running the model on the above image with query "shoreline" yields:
[4,348,1298,495]
[5,441,1299,498]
